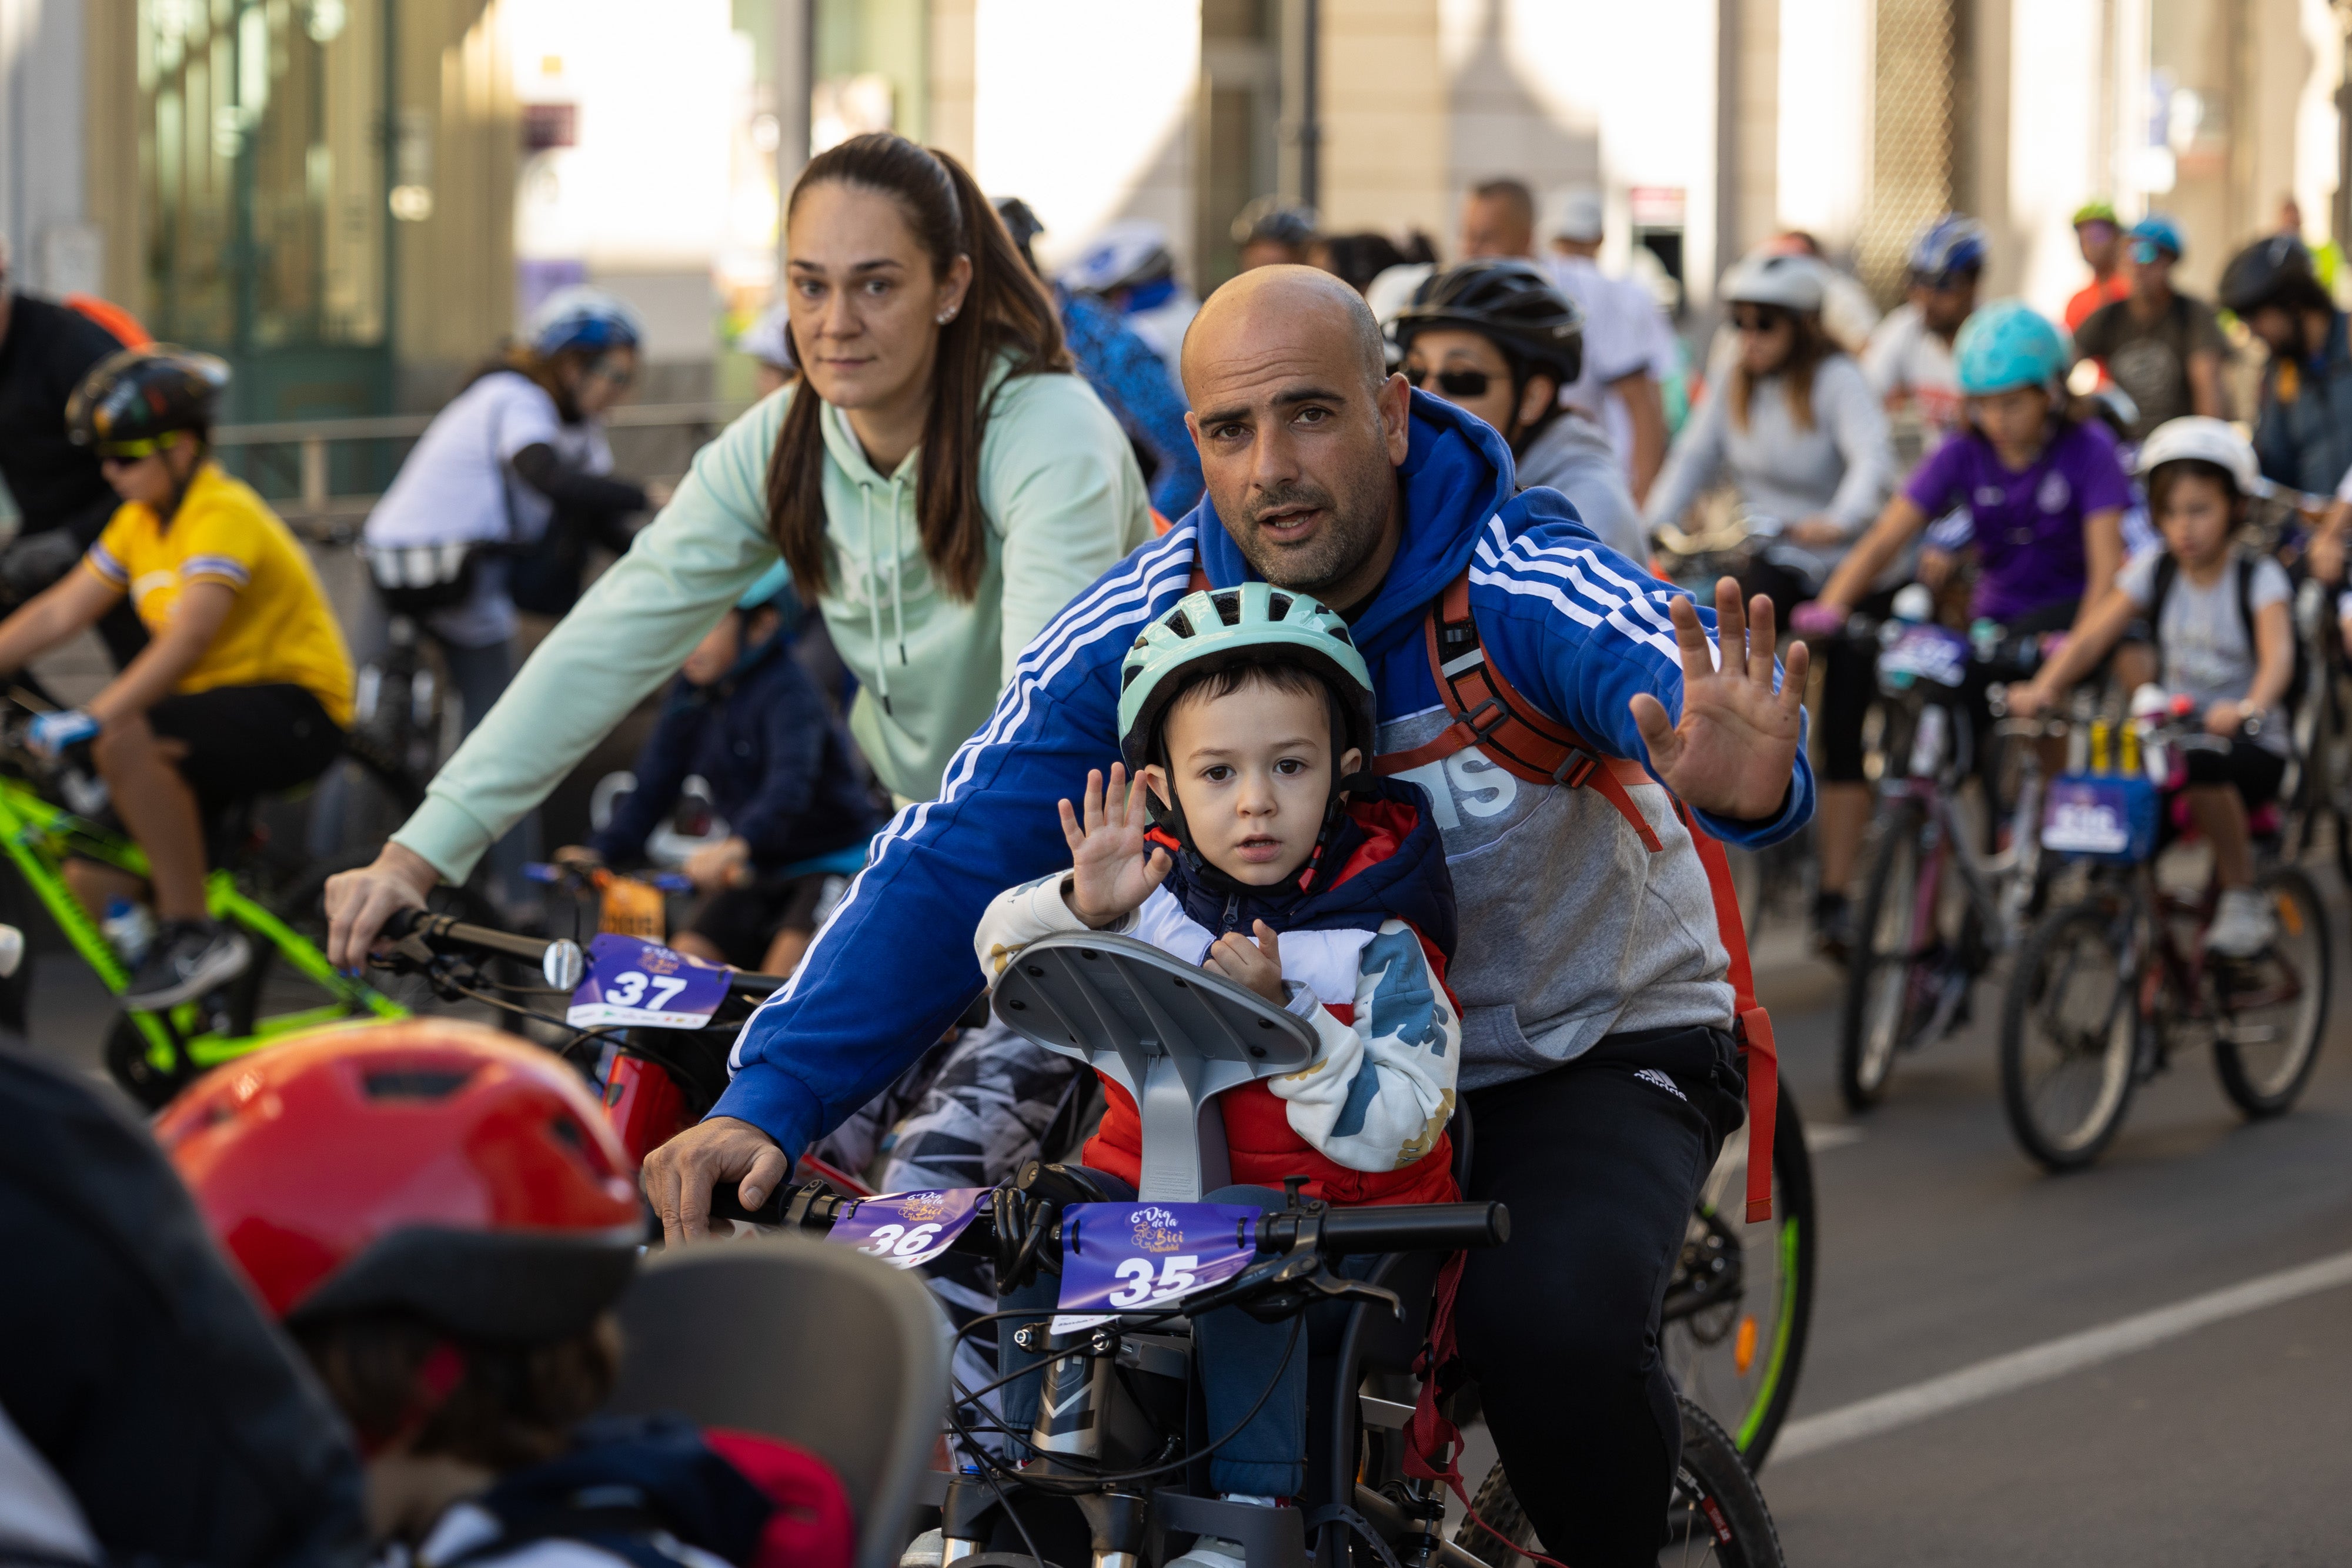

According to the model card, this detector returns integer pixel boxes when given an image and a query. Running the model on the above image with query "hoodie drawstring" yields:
[860,483,890,716]
[858,476,913,717]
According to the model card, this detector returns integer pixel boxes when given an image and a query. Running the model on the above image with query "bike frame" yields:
[0,774,401,1078]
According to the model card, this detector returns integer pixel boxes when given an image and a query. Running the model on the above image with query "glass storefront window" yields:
[138,0,387,357]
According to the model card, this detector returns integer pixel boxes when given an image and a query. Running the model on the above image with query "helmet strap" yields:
[358,1339,468,1460]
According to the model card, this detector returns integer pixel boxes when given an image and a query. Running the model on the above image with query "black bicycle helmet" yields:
[993,195,1045,271]
[66,346,230,458]
[1392,259,1584,386]
[2219,234,2330,316]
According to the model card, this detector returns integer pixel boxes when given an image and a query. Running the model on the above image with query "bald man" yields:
[647,266,1813,1565]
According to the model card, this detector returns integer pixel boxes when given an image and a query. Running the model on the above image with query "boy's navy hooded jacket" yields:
[590,635,879,872]
[720,390,1812,1159]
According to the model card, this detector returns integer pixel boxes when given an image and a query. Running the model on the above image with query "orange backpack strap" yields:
[1682,806,1776,1222]
[1374,570,1662,852]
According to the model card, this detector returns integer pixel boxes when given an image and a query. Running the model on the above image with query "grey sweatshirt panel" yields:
[1514,412,1649,564]
[1376,703,1733,1091]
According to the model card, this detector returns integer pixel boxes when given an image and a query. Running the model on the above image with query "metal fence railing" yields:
[210,400,747,534]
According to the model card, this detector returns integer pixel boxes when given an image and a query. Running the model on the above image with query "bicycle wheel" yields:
[2211,866,2331,1118]
[1453,1397,1783,1567]
[1663,1092,1816,1468]
[1839,803,1932,1110]
[1999,899,2140,1172]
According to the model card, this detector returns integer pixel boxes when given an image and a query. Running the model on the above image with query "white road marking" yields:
[1774,1247,2352,1462]
[1803,1122,1865,1153]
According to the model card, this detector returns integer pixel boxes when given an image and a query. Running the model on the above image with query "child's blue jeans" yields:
[995,1174,1309,1499]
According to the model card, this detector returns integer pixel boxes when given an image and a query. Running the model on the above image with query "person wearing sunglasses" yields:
[1645,252,1894,618]
[0,348,353,1007]
[1391,259,1646,563]
[2071,214,2229,441]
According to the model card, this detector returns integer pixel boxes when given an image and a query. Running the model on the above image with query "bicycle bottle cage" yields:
[989,931,1316,1201]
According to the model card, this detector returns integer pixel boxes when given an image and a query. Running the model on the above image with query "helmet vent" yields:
[1168,609,1194,638]
[1268,592,1294,619]
[362,1068,474,1100]
[1211,591,1241,627]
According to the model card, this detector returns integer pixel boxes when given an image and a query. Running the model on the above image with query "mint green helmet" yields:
[1117,582,1377,772]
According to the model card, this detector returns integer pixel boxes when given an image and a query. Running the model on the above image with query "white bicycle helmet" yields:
[2135,416,2268,499]
[737,303,794,371]
[1720,253,1826,315]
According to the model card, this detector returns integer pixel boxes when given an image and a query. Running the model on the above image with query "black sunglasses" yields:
[1731,307,1788,333]
[1403,365,1495,398]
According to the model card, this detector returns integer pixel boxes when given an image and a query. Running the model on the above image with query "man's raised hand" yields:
[1059,763,1172,928]
[1629,577,1808,823]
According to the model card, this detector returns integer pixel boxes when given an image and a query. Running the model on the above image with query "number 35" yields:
[1108,1255,1200,1307]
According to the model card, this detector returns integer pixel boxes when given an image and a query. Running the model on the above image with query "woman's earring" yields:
[937,308,957,324]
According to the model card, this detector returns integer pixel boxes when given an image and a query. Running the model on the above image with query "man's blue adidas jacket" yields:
[717,390,1813,1157]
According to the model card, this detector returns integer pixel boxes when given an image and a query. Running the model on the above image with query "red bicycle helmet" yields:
[159,1020,643,1342]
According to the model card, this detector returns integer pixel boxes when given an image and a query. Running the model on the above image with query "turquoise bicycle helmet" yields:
[1117,583,1378,855]
[1954,299,2067,396]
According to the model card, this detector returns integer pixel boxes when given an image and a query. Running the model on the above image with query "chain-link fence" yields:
[1857,0,1963,307]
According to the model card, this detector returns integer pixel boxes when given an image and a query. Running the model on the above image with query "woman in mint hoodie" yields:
[326,132,1151,955]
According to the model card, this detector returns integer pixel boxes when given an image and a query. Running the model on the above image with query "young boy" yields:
[0,347,353,1007]
[975,584,1459,1544]
[160,1020,853,1568]
[565,563,880,975]
[2010,417,2294,957]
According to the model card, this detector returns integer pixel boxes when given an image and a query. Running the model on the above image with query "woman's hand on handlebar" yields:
[640,1116,791,1244]
[1786,515,1846,549]
[323,842,439,969]
[2204,698,2249,738]
[2003,680,2052,720]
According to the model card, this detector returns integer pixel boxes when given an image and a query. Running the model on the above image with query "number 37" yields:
[1108,1254,1199,1307]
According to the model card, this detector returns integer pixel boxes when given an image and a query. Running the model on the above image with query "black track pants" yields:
[1458,1024,1746,1567]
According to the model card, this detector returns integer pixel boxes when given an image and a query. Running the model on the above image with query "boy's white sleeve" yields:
[973,873,1136,983]
[1267,920,1459,1172]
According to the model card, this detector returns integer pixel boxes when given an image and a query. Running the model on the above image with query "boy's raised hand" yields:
[1207,920,1286,1007]
[1059,763,1171,928]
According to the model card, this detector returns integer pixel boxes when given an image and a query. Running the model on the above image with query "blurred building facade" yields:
[0,0,2346,424]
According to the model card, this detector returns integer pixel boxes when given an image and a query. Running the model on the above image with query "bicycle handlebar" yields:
[709,1179,1509,1259]
[380,908,789,998]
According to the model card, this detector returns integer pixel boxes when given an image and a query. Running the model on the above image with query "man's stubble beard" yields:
[1224,470,1391,599]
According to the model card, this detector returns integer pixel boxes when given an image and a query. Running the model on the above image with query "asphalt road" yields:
[1744,890,2352,1566]
[14,790,2350,1565]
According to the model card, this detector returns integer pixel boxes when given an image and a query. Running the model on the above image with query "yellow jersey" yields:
[83,464,355,726]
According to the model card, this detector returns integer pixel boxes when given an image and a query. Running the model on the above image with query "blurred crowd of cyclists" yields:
[7,119,2352,1568]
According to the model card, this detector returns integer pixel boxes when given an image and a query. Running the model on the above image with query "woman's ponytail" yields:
[767,134,1071,603]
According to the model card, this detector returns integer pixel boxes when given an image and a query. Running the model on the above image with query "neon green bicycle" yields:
[0,710,456,1106]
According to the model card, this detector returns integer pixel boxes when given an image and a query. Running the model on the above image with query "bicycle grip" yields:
[383,907,567,967]
[703,1180,786,1227]
[1304,1201,1511,1254]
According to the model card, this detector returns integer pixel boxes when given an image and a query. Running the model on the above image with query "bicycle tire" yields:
[2212,865,2331,1118]
[1839,803,1929,1111]
[1452,1396,1783,1567]
[1665,1091,1816,1469]
[1999,899,2139,1172]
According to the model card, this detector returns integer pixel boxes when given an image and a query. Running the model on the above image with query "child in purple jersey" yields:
[1800,300,2132,951]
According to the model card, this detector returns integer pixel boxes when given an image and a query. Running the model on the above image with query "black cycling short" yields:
[2181,737,2287,808]
[1740,557,1895,785]
[145,684,344,822]
[686,873,837,969]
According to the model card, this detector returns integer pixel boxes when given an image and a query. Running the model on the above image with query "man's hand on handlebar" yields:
[323,842,439,969]
[640,1116,791,1244]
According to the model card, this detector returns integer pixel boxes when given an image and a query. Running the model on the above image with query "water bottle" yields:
[102,899,155,967]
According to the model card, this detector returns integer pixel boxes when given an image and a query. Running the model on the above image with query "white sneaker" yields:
[2207,888,2277,959]
[1164,1536,1250,1568]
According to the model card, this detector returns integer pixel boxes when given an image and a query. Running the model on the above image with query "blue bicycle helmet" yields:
[737,561,792,611]
[1906,214,1988,285]
[1954,299,2067,396]
[2128,214,2184,264]
[527,287,646,357]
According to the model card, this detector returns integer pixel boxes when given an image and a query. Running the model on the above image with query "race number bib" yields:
[1051,1202,1262,1333]
[567,934,731,1028]
[823,1188,988,1270]
[1878,624,1970,688]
